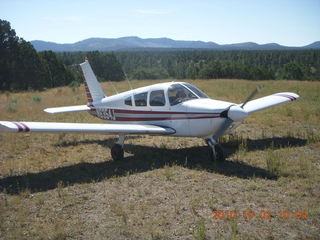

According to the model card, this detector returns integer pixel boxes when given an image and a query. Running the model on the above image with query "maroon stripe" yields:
[84,83,93,101]
[276,94,296,101]
[19,122,30,132]
[115,115,221,121]
[12,122,23,132]
[83,79,93,103]
[282,95,295,101]
[111,109,221,115]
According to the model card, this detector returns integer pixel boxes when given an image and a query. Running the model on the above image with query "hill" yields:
[31,37,320,52]
[303,41,320,49]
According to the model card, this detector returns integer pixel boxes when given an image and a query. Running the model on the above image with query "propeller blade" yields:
[241,86,261,108]
[212,118,233,139]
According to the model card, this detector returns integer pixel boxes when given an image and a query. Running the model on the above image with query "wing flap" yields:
[0,121,175,135]
[44,105,91,114]
[243,92,299,114]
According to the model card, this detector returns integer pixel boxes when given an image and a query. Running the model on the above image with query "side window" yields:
[134,92,147,106]
[124,96,132,106]
[150,90,165,106]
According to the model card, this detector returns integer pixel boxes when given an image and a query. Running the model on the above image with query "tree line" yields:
[1,19,320,92]
[114,50,320,81]
[59,49,320,82]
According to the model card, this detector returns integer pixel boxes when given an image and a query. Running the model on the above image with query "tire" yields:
[111,144,124,161]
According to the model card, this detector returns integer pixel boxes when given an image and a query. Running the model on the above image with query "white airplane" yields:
[0,59,299,162]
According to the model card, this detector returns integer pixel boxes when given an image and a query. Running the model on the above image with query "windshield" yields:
[168,83,198,106]
[182,83,209,98]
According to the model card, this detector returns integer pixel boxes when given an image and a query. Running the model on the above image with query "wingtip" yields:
[44,108,54,114]
[0,121,18,132]
[274,92,300,101]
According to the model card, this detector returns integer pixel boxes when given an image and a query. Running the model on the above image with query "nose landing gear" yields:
[206,138,225,162]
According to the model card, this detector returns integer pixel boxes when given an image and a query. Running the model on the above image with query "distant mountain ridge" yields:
[31,37,320,52]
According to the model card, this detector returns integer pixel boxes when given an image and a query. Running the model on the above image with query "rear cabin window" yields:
[124,96,132,106]
[134,92,147,106]
[150,90,165,106]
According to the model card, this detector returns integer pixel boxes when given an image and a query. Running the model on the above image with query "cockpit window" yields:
[134,92,147,106]
[182,83,209,98]
[168,84,198,106]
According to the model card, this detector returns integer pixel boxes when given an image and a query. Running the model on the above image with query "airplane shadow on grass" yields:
[0,136,307,194]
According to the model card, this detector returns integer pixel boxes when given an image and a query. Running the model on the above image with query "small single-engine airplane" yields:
[0,59,299,161]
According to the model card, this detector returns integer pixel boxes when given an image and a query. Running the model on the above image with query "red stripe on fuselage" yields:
[91,108,221,115]
[89,107,224,122]
[115,115,221,121]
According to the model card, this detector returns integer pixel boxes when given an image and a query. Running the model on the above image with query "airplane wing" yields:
[44,105,91,114]
[242,92,299,114]
[0,121,175,135]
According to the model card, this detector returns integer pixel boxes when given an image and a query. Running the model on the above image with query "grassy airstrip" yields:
[0,79,319,240]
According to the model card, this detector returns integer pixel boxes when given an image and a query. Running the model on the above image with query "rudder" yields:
[80,58,106,105]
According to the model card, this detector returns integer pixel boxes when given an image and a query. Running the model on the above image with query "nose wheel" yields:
[111,135,125,161]
[206,138,225,162]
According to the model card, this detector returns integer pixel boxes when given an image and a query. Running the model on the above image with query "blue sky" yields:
[1,0,319,46]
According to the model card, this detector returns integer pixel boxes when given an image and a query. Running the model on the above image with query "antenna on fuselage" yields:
[125,72,133,90]
[108,80,118,94]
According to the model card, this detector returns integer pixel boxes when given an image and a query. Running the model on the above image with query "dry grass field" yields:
[0,79,319,240]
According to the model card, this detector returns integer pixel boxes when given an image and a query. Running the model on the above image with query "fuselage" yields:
[88,82,238,138]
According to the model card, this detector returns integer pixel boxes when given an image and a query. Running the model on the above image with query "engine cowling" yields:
[227,105,248,122]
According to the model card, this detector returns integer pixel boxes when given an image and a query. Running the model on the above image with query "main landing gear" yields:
[111,135,125,161]
[206,137,225,162]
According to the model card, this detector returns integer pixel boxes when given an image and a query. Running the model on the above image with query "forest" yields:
[114,50,320,81]
[1,19,320,91]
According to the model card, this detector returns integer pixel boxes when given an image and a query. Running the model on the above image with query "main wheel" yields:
[111,144,124,161]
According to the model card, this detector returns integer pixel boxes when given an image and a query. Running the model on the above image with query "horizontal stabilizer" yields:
[44,105,91,114]
[0,121,175,135]
[242,92,299,114]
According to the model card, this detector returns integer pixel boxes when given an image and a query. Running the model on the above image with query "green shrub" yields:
[32,95,42,103]
[6,99,18,112]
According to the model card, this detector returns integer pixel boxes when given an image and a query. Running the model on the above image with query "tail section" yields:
[80,59,106,105]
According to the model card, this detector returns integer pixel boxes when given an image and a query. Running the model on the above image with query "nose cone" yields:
[228,105,248,121]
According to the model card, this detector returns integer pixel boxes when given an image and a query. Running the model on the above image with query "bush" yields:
[6,99,18,112]
[32,96,42,103]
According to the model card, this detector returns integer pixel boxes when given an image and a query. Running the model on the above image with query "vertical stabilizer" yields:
[80,59,106,105]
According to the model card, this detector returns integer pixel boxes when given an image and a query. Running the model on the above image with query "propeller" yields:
[241,86,260,108]
[220,86,261,122]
